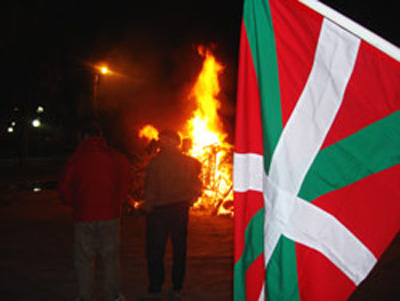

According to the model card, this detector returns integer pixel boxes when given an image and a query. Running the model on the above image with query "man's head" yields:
[158,129,181,150]
[82,122,103,139]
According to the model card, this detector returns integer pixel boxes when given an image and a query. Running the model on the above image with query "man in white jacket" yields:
[144,129,202,298]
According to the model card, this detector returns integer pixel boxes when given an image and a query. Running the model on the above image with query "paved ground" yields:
[0,189,233,301]
[0,159,399,300]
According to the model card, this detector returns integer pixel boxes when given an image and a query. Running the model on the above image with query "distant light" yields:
[13,107,19,112]
[36,106,44,113]
[32,119,41,128]
[7,127,14,133]
[100,66,109,75]
[33,187,42,193]
[11,121,16,126]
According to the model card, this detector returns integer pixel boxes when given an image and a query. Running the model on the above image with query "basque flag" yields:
[234,0,400,300]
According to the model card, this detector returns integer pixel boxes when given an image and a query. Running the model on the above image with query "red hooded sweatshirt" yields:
[59,136,132,222]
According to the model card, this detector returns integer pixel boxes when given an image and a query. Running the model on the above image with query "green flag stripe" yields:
[234,208,265,300]
[243,0,297,298]
[299,111,400,201]
[243,0,283,171]
[266,236,300,300]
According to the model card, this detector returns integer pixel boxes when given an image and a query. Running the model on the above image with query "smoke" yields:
[94,32,203,154]
[92,21,237,157]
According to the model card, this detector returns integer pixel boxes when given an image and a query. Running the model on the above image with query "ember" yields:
[138,47,233,216]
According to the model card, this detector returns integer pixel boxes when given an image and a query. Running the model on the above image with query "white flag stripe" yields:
[264,171,377,285]
[263,18,360,268]
[268,18,360,195]
[299,0,400,62]
[284,195,377,285]
[234,153,264,192]
[234,153,377,286]
[233,19,372,292]
[258,285,265,301]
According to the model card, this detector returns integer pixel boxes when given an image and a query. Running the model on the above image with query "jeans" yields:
[74,218,121,300]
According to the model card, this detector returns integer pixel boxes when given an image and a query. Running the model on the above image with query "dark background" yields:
[0,2,399,299]
[1,0,399,158]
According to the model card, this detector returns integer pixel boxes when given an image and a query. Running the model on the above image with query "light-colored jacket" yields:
[145,148,202,209]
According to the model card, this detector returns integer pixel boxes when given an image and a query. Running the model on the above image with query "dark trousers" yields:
[146,201,189,292]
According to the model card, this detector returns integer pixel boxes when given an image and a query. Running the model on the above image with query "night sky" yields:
[2,0,399,154]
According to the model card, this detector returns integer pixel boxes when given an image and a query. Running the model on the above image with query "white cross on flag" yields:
[233,0,400,300]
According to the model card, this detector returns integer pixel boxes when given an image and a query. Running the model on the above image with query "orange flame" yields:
[184,46,226,155]
[139,124,159,141]
[137,46,233,216]
[182,46,233,216]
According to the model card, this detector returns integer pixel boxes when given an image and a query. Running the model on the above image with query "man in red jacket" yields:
[59,124,132,301]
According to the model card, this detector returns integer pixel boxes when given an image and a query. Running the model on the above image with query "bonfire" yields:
[137,46,233,216]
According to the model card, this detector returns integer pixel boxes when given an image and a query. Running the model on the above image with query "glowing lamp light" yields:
[100,66,109,75]
[37,106,44,113]
[7,127,14,133]
[32,119,41,128]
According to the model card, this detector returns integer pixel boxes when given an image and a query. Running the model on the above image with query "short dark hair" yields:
[159,129,180,145]
[82,122,102,137]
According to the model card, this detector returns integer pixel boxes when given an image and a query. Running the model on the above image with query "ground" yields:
[0,159,399,300]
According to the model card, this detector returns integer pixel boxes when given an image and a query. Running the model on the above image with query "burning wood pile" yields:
[131,46,233,216]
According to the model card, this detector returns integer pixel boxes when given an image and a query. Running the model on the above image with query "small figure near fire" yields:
[144,129,202,299]
[58,123,132,301]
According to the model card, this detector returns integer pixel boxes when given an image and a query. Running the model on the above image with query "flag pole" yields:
[298,0,400,62]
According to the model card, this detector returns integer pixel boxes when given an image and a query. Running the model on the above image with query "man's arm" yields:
[193,160,203,197]
[117,152,134,203]
[58,157,75,206]
[144,160,157,213]
[188,158,203,206]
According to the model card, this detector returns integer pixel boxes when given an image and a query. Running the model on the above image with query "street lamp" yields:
[93,64,113,116]
[100,66,109,75]
[32,118,41,128]
[36,106,44,113]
